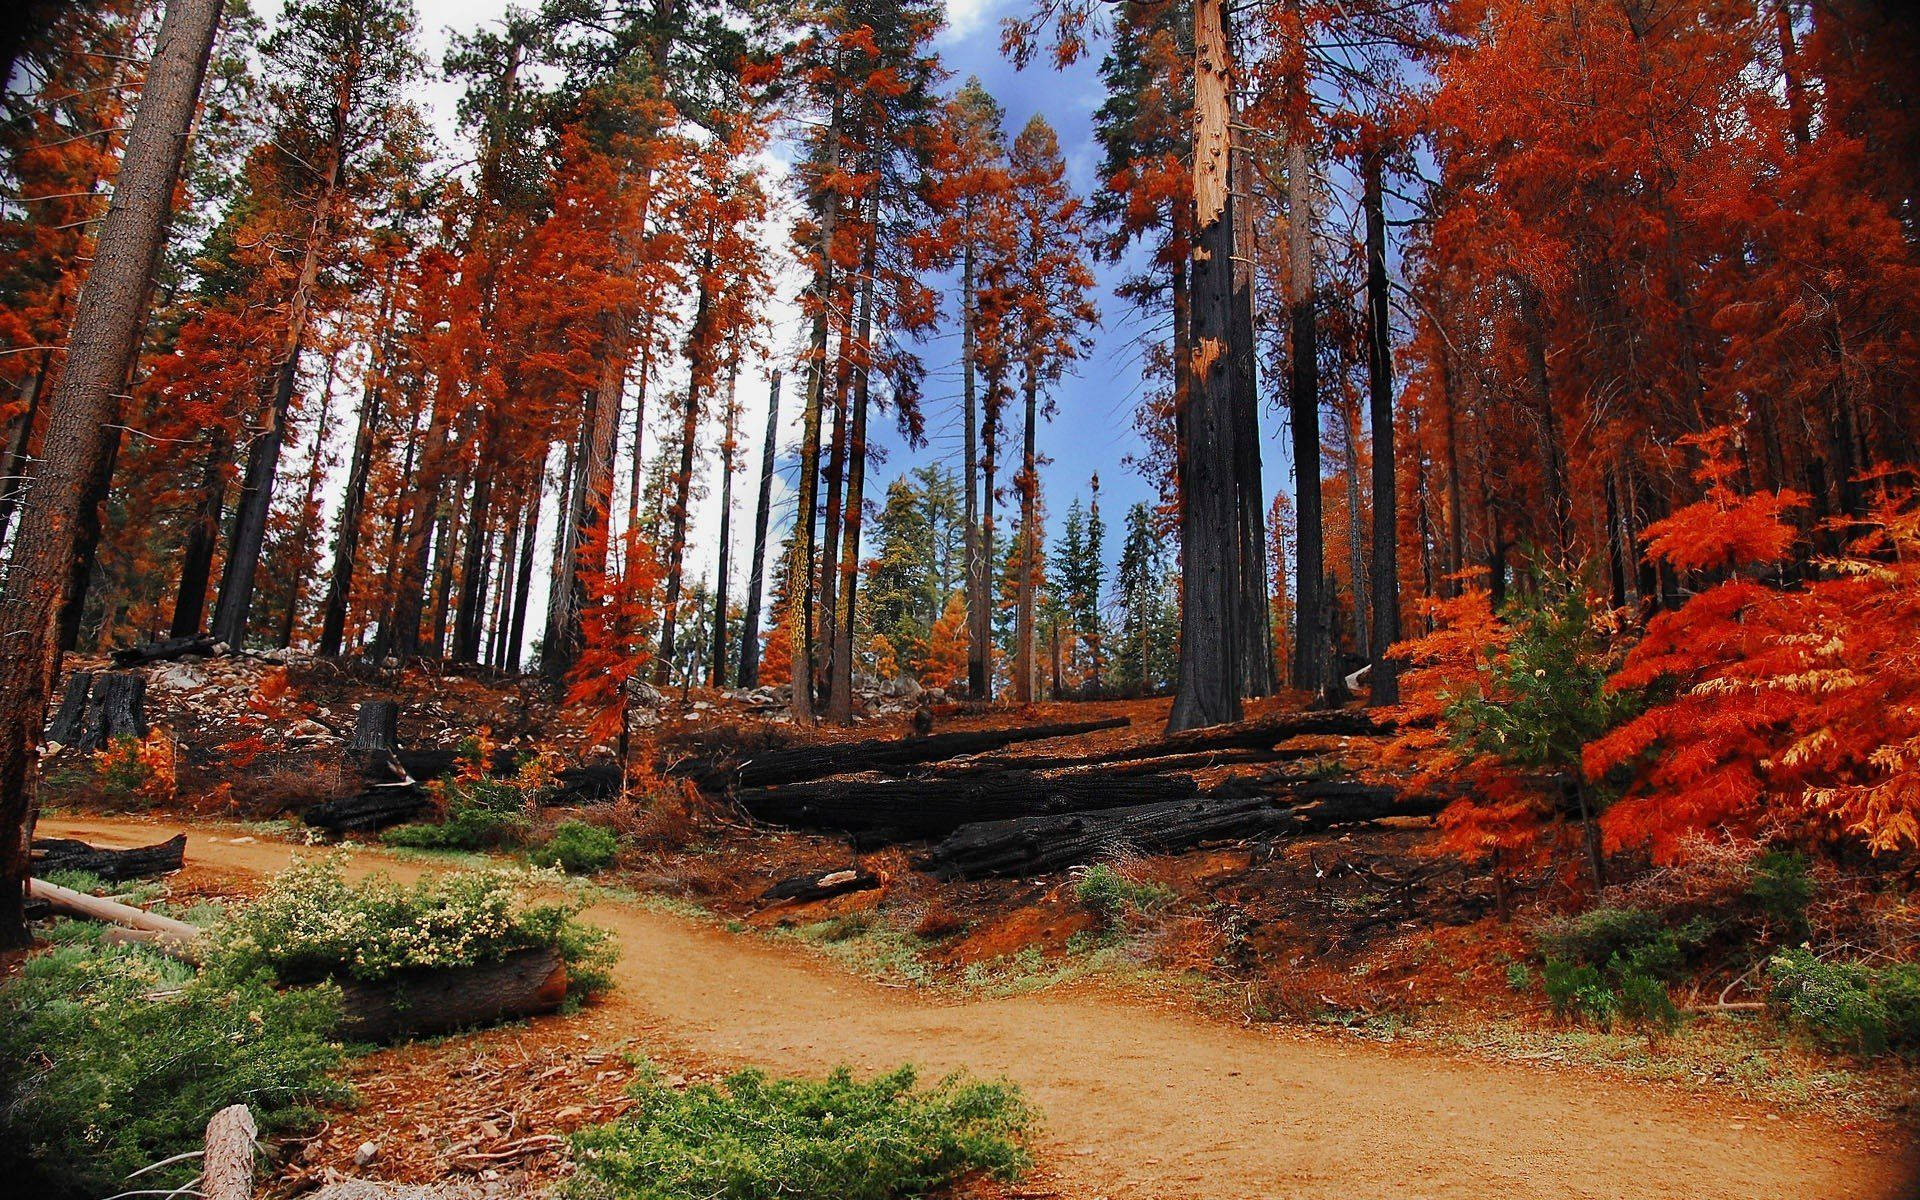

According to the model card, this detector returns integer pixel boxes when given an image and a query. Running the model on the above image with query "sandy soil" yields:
[44,814,1920,1200]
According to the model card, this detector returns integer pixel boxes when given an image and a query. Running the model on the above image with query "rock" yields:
[354,1141,379,1167]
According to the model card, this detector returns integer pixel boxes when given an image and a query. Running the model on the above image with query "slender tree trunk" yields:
[1014,367,1040,704]
[489,503,520,668]
[816,319,852,702]
[709,357,740,687]
[1516,280,1572,559]
[451,444,496,662]
[1341,400,1368,656]
[318,353,387,655]
[0,0,224,948]
[1229,131,1272,698]
[211,337,300,648]
[738,370,780,687]
[962,245,989,700]
[654,238,717,682]
[277,348,339,647]
[169,436,225,636]
[788,93,841,724]
[58,419,123,651]
[0,355,48,548]
[1285,116,1327,698]
[828,243,875,724]
[505,455,545,673]
[1363,148,1401,705]
[978,375,999,700]
[625,308,657,536]
[1168,0,1245,732]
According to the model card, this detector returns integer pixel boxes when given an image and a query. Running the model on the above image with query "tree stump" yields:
[48,671,147,751]
[47,672,93,747]
[346,700,399,755]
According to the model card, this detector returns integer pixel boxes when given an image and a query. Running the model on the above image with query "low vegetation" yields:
[567,1064,1033,1200]
[209,858,616,997]
[0,928,345,1199]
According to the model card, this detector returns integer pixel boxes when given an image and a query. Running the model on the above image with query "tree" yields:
[984,114,1097,704]
[736,369,780,686]
[0,0,226,947]
[567,519,662,778]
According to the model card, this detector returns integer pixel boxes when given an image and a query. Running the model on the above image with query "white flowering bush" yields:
[210,858,615,996]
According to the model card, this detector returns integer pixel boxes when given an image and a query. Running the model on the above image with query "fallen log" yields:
[334,947,568,1042]
[1026,708,1384,773]
[550,763,623,805]
[203,1105,258,1200]
[109,633,219,666]
[760,866,883,903]
[392,745,522,782]
[736,768,1218,842]
[919,781,1447,879]
[32,832,185,880]
[701,715,1133,790]
[29,876,206,959]
[303,787,429,833]
[932,743,1321,779]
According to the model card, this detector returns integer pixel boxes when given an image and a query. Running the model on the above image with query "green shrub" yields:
[383,776,532,850]
[534,820,619,874]
[0,934,345,1199]
[1768,950,1920,1055]
[1505,962,1532,992]
[1074,864,1173,926]
[567,1064,1033,1200]
[1535,907,1703,1034]
[1746,850,1814,942]
[209,858,615,998]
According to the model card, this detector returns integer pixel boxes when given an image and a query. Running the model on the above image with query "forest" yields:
[1,0,1918,1198]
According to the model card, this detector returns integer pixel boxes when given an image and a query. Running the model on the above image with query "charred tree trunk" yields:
[1014,366,1040,704]
[57,419,124,651]
[738,370,781,688]
[504,458,544,673]
[1286,113,1328,698]
[655,238,718,683]
[816,323,853,705]
[1168,0,1244,733]
[0,0,223,947]
[1364,147,1401,705]
[170,438,227,637]
[962,246,989,700]
[694,714,1133,790]
[1229,132,1273,699]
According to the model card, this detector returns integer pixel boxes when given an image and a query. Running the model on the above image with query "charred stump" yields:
[48,671,147,751]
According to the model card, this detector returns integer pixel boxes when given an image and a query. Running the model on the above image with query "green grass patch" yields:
[567,1063,1033,1200]
[533,820,620,874]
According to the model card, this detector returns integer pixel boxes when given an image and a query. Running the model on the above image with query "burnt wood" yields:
[705,715,1132,790]
[32,832,185,880]
[920,781,1446,879]
[303,787,429,833]
[760,866,883,903]
[108,633,218,665]
[346,700,399,755]
[334,947,568,1042]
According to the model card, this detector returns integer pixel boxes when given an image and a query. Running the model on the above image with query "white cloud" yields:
[941,0,1004,44]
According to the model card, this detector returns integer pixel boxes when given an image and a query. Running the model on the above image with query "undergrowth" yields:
[566,1063,1033,1200]
[0,929,345,1199]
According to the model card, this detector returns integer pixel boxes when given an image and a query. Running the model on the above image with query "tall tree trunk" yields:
[962,244,989,700]
[816,320,852,703]
[211,337,301,648]
[1285,114,1327,698]
[654,238,717,682]
[451,446,496,662]
[709,357,740,687]
[738,370,780,687]
[978,372,1000,700]
[1229,132,1272,698]
[1013,367,1040,704]
[505,455,545,673]
[489,503,520,668]
[1363,147,1401,705]
[624,308,657,536]
[1341,400,1368,656]
[276,347,339,647]
[828,239,876,724]
[57,419,123,652]
[1168,0,1244,732]
[0,0,223,948]
[788,92,842,724]
[1516,280,1572,560]
[317,350,387,656]
[0,355,48,548]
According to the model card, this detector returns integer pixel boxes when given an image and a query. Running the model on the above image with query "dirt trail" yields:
[46,815,1918,1200]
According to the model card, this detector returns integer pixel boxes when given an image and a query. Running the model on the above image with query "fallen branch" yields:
[29,877,206,960]
[202,1105,256,1200]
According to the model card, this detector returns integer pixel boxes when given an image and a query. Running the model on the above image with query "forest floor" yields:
[40,812,1920,1200]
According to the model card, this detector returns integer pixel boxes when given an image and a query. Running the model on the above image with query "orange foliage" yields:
[1590,448,1920,858]
[566,519,663,746]
[920,592,969,691]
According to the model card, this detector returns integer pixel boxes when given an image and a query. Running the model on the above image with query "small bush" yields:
[1074,864,1174,926]
[1535,907,1703,1034]
[209,858,615,998]
[1746,850,1814,942]
[534,820,620,874]
[0,935,345,1199]
[1505,962,1532,992]
[567,1064,1033,1200]
[382,775,533,850]
[1768,949,1920,1055]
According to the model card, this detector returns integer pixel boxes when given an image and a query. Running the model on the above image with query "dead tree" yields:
[47,671,147,751]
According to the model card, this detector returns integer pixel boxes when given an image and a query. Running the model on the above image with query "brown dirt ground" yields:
[44,814,1920,1200]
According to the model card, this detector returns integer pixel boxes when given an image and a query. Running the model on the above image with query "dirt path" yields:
[47,815,1918,1200]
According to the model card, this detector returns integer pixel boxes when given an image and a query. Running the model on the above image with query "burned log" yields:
[392,745,522,782]
[760,866,883,903]
[334,947,568,1042]
[709,715,1132,790]
[933,743,1321,779]
[46,670,147,751]
[32,832,185,880]
[550,764,623,806]
[920,781,1447,879]
[735,768,1218,842]
[109,633,219,665]
[303,787,429,833]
